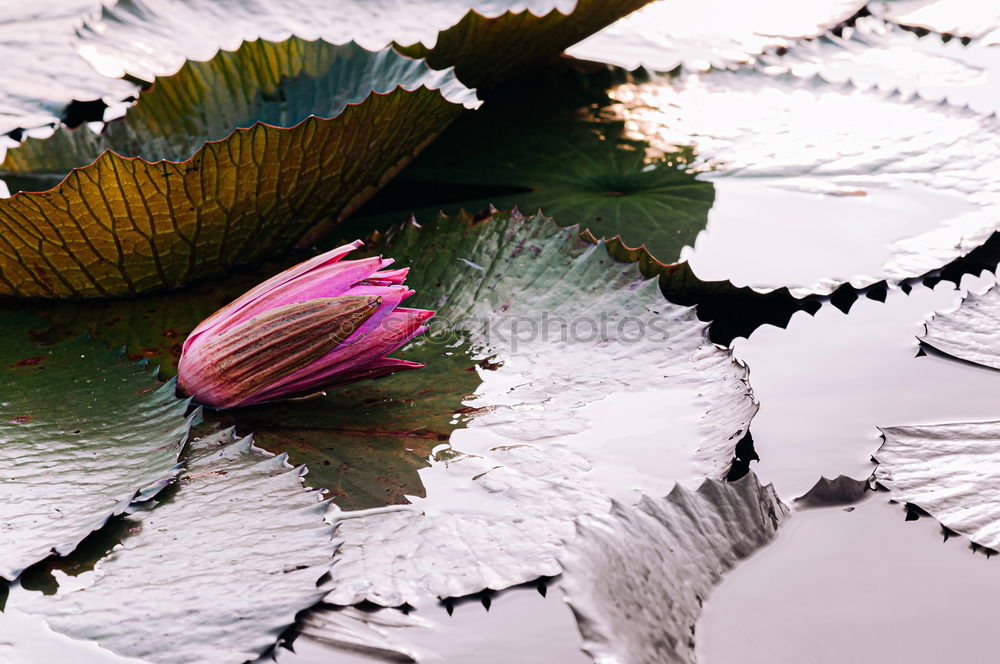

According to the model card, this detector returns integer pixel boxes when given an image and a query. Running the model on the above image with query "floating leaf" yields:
[870,0,1000,42]
[0,37,478,298]
[295,605,432,662]
[794,474,870,508]
[75,0,648,89]
[567,0,863,71]
[758,16,1000,115]
[919,283,1000,370]
[0,315,189,580]
[14,428,333,664]
[350,64,713,266]
[559,473,787,664]
[874,421,1000,549]
[20,258,296,377]
[608,67,1000,296]
[0,2,138,137]
[322,210,757,606]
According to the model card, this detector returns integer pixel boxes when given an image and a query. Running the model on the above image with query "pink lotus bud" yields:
[176,241,433,409]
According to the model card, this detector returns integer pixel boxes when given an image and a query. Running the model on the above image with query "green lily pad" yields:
[14,427,333,664]
[560,473,787,664]
[349,63,714,266]
[320,209,758,606]
[0,315,190,580]
[0,37,477,298]
[19,259,289,377]
[209,336,480,511]
[75,0,649,90]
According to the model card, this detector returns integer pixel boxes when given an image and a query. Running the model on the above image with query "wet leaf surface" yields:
[321,210,757,606]
[607,66,1000,296]
[920,282,1000,370]
[0,38,476,298]
[560,473,787,664]
[870,0,1000,42]
[567,0,864,71]
[76,0,647,89]
[350,64,714,265]
[12,427,333,664]
[0,315,189,580]
[874,420,1000,549]
[758,16,1000,115]
[0,1,137,137]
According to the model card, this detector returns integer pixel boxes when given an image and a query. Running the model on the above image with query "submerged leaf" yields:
[322,210,757,606]
[351,64,714,266]
[874,421,1000,549]
[14,427,333,664]
[0,38,477,298]
[608,67,1000,296]
[75,0,648,89]
[0,316,189,580]
[559,473,787,664]
[567,0,863,71]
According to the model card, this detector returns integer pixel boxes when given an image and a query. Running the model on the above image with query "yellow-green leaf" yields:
[0,38,478,298]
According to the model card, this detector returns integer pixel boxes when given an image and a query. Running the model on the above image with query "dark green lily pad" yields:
[0,315,190,580]
[210,336,480,511]
[349,63,713,265]
[14,427,333,664]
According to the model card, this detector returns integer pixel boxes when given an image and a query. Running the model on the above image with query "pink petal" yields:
[246,309,433,403]
[183,247,389,353]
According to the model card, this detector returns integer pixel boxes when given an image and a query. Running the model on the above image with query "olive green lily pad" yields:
[349,64,714,266]
[0,37,477,298]
[321,209,758,606]
[560,473,787,664]
[13,427,333,664]
[0,316,190,580]
[75,0,649,90]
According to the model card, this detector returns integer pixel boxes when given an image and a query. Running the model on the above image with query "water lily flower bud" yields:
[177,241,433,409]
